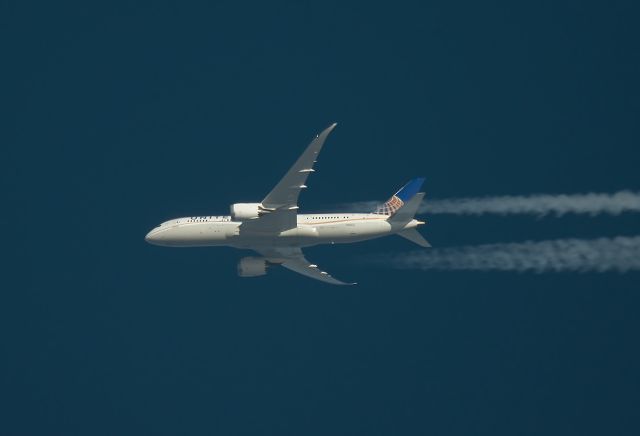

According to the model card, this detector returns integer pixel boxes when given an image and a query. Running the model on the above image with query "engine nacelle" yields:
[237,257,268,277]
[230,203,261,221]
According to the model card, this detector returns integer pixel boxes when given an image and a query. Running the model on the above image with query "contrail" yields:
[339,191,640,216]
[419,191,640,216]
[362,236,640,273]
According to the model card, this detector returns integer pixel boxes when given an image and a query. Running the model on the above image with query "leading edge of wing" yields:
[255,247,356,286]
[261,123,337,210]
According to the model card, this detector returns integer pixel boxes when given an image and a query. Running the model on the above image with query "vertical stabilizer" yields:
[374,177,426,216]
[387,192,425,223]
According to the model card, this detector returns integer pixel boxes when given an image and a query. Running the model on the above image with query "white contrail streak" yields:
[419,191,640,216]
[363,236,640,273]
[339,191,640,216]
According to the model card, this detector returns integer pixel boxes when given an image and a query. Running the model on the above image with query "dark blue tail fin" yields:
[374,177,426,216]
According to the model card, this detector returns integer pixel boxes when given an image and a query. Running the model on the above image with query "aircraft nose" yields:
[145,229,159,244]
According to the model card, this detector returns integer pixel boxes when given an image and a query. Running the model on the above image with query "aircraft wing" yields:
[255,247,356,286]
[260,123,336,212]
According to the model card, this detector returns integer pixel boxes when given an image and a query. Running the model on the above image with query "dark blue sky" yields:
[3,2,640,435]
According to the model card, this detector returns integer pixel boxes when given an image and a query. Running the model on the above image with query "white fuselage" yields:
[145,213,420,248]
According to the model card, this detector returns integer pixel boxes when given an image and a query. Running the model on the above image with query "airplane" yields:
[145,123,430,285]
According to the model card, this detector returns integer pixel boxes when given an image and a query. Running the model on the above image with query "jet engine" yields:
[237,256,268,277]
[230,203,262,221]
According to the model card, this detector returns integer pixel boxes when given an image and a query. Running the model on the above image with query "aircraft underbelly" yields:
[316,220,390,243]
[229,221,391,248]
[231,225,319,247]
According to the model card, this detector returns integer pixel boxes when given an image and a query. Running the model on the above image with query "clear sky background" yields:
[3,1,640,435]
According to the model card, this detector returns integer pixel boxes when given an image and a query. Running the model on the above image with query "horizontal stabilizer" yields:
[397,228,431,247]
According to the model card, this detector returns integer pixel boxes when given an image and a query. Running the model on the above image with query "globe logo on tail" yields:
[374,177,426,216]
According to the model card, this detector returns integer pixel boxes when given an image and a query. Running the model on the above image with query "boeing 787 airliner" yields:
[145,124,430,285]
